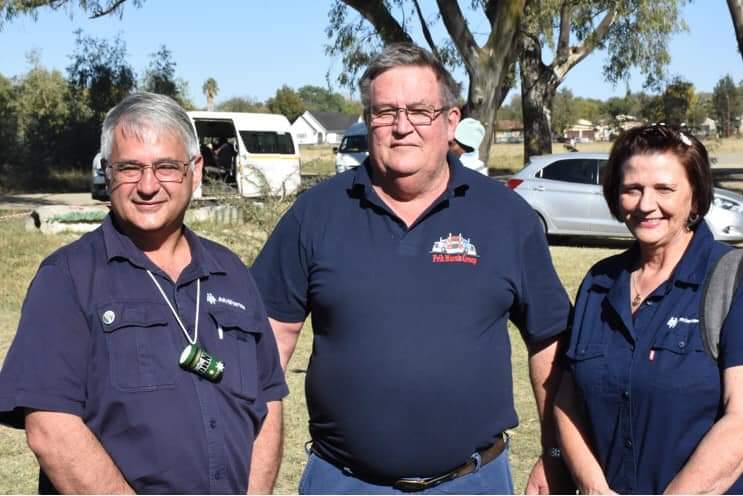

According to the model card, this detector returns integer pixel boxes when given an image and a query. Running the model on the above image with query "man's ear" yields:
[446,107,462,142]
[191,155,203,194]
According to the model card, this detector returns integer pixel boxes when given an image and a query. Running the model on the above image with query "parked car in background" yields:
[90,152,108,201]
[335,122,368,174]
[507,152,743,241]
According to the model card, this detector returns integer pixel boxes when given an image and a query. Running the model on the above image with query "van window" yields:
[339,134,368,153]
[240,131,295,154]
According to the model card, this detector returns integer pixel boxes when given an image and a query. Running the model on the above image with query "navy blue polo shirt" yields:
[0,215,288,494]
[252,155,571,481]
[565,222,743,494]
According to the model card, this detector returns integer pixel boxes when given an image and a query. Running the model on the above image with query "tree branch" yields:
[412,0,440,58]
[728,0,743,63]
[89,0,129,18]
[341,0,412,44]
[555,2,574,63]
[553,6,616,81]
[436,0,479,74]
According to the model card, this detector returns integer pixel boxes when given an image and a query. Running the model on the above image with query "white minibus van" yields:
[188,111,301,197]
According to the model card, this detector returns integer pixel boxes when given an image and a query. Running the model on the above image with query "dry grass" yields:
[0,209,624,494]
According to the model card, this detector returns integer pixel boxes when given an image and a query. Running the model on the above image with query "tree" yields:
[266,85,305,122]
[0,0,143,29]
[326,0,526,163]
[298,85,346,113]
[713,74,741,137]
[728,0,743,64]
[66,30,136,164]
[551,87,576,136]
[217,96,268,113]
[661,77,694,126]
[202,78,219,111]
[0,73,18,165]
[142,45,182,102]
[518,0,686,159]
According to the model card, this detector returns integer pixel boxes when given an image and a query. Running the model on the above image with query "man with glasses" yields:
[0,92,287,494]
[253,43,572,493]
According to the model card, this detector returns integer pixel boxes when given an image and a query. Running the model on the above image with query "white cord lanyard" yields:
[147,270,200,345]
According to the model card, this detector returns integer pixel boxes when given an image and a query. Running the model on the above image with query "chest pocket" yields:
[649,324,720,391]
[209,306,264,400]
[98,301,177,392]
[566,342,609,395]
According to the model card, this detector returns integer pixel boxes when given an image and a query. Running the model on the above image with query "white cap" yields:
[455,118,485,150]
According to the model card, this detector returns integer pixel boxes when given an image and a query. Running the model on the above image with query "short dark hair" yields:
[602,125,713,225]
[358,43,460,118]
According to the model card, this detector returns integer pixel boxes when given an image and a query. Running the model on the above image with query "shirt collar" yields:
[591,221,715,290]
[102,214,226,281]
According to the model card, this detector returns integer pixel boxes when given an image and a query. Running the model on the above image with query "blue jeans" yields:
[298,445,514,494]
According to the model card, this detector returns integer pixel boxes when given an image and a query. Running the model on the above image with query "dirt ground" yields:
[0,192,107,212]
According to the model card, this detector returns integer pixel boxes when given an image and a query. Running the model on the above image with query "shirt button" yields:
[210,419,217,429]
[678,340,686,349]
[622,391,630,399]
[625,439,633,448]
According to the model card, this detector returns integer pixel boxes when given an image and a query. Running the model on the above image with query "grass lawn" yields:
[0,209,623,493]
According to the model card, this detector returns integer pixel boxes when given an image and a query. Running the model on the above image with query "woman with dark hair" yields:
[555,125,743,494]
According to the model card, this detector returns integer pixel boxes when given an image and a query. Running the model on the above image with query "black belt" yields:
[392,434,508,492]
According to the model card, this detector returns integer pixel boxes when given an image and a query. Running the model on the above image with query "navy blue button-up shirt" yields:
[252,155,571,481]
[566,222,743,493]
[0,215,288,494]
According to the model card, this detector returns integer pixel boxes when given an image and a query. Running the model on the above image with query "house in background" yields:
[565,119,595,142]
[291,111,360,145]
[494,120,524,143]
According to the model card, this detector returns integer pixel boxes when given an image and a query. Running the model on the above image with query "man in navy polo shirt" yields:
[252,43,572,494]
[0,92,288,494]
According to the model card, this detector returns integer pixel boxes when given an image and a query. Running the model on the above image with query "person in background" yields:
[0,92,287,494]
[449,117,488,175]
[556,124,743,494]
[252,43,573,494]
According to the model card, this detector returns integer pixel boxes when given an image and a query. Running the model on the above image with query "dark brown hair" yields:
[602,125,713,225]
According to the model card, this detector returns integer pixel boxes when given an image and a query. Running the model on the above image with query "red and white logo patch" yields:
[431,233,479,265]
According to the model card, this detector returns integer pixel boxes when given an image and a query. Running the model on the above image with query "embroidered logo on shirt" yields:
[666,316,699,328]
[206,292,246,311]
[431,233,478,265]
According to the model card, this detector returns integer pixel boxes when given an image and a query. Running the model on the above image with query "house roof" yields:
[308,111,359,133]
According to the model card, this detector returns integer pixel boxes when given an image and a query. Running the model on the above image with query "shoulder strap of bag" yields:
[700,248,743,360]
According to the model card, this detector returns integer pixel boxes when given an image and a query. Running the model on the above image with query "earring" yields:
[687,213,700,230]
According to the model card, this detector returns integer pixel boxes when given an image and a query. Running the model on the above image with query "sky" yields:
[1,1,741,109]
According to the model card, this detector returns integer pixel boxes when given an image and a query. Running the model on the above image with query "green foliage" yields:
[142,45,190,106]
[202,77,219,111]
[216,96,268,113]
[661,77,694,126]
[0,0,144,30]
[267,85,306,122]
[0,74,18,165]
[551,88,576,135]
[713,75,741,138]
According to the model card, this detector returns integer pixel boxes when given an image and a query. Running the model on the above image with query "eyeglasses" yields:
[369,105,448,127]
[103,157,194,184]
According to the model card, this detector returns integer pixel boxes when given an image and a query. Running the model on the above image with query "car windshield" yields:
[239,131,295,154]
[339,135,368,153]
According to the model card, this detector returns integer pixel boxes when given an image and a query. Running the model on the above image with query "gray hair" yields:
[100,92,198,162]
[359,43,460,114]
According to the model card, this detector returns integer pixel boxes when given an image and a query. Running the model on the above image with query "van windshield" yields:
[240,131,295,154]
[339,134,368,153]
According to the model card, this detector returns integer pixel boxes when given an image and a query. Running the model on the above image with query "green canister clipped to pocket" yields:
[179,344,225,382]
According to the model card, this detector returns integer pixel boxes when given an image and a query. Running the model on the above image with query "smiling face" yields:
[619,152,696,249]
[107,125,202,246]
[367,65,460,182]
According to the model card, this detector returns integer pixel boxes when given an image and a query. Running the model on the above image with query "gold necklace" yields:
[631,271,642,307]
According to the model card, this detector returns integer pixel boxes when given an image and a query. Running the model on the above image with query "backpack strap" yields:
[700,249,743,360]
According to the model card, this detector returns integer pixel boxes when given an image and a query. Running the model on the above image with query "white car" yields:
[90,152,108,201]
[507,152,743,241]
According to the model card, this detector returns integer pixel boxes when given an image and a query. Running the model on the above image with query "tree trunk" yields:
[462,66,511,165]
[520,36,559,162]
[728,0,743,63]
[207,95,214,112]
